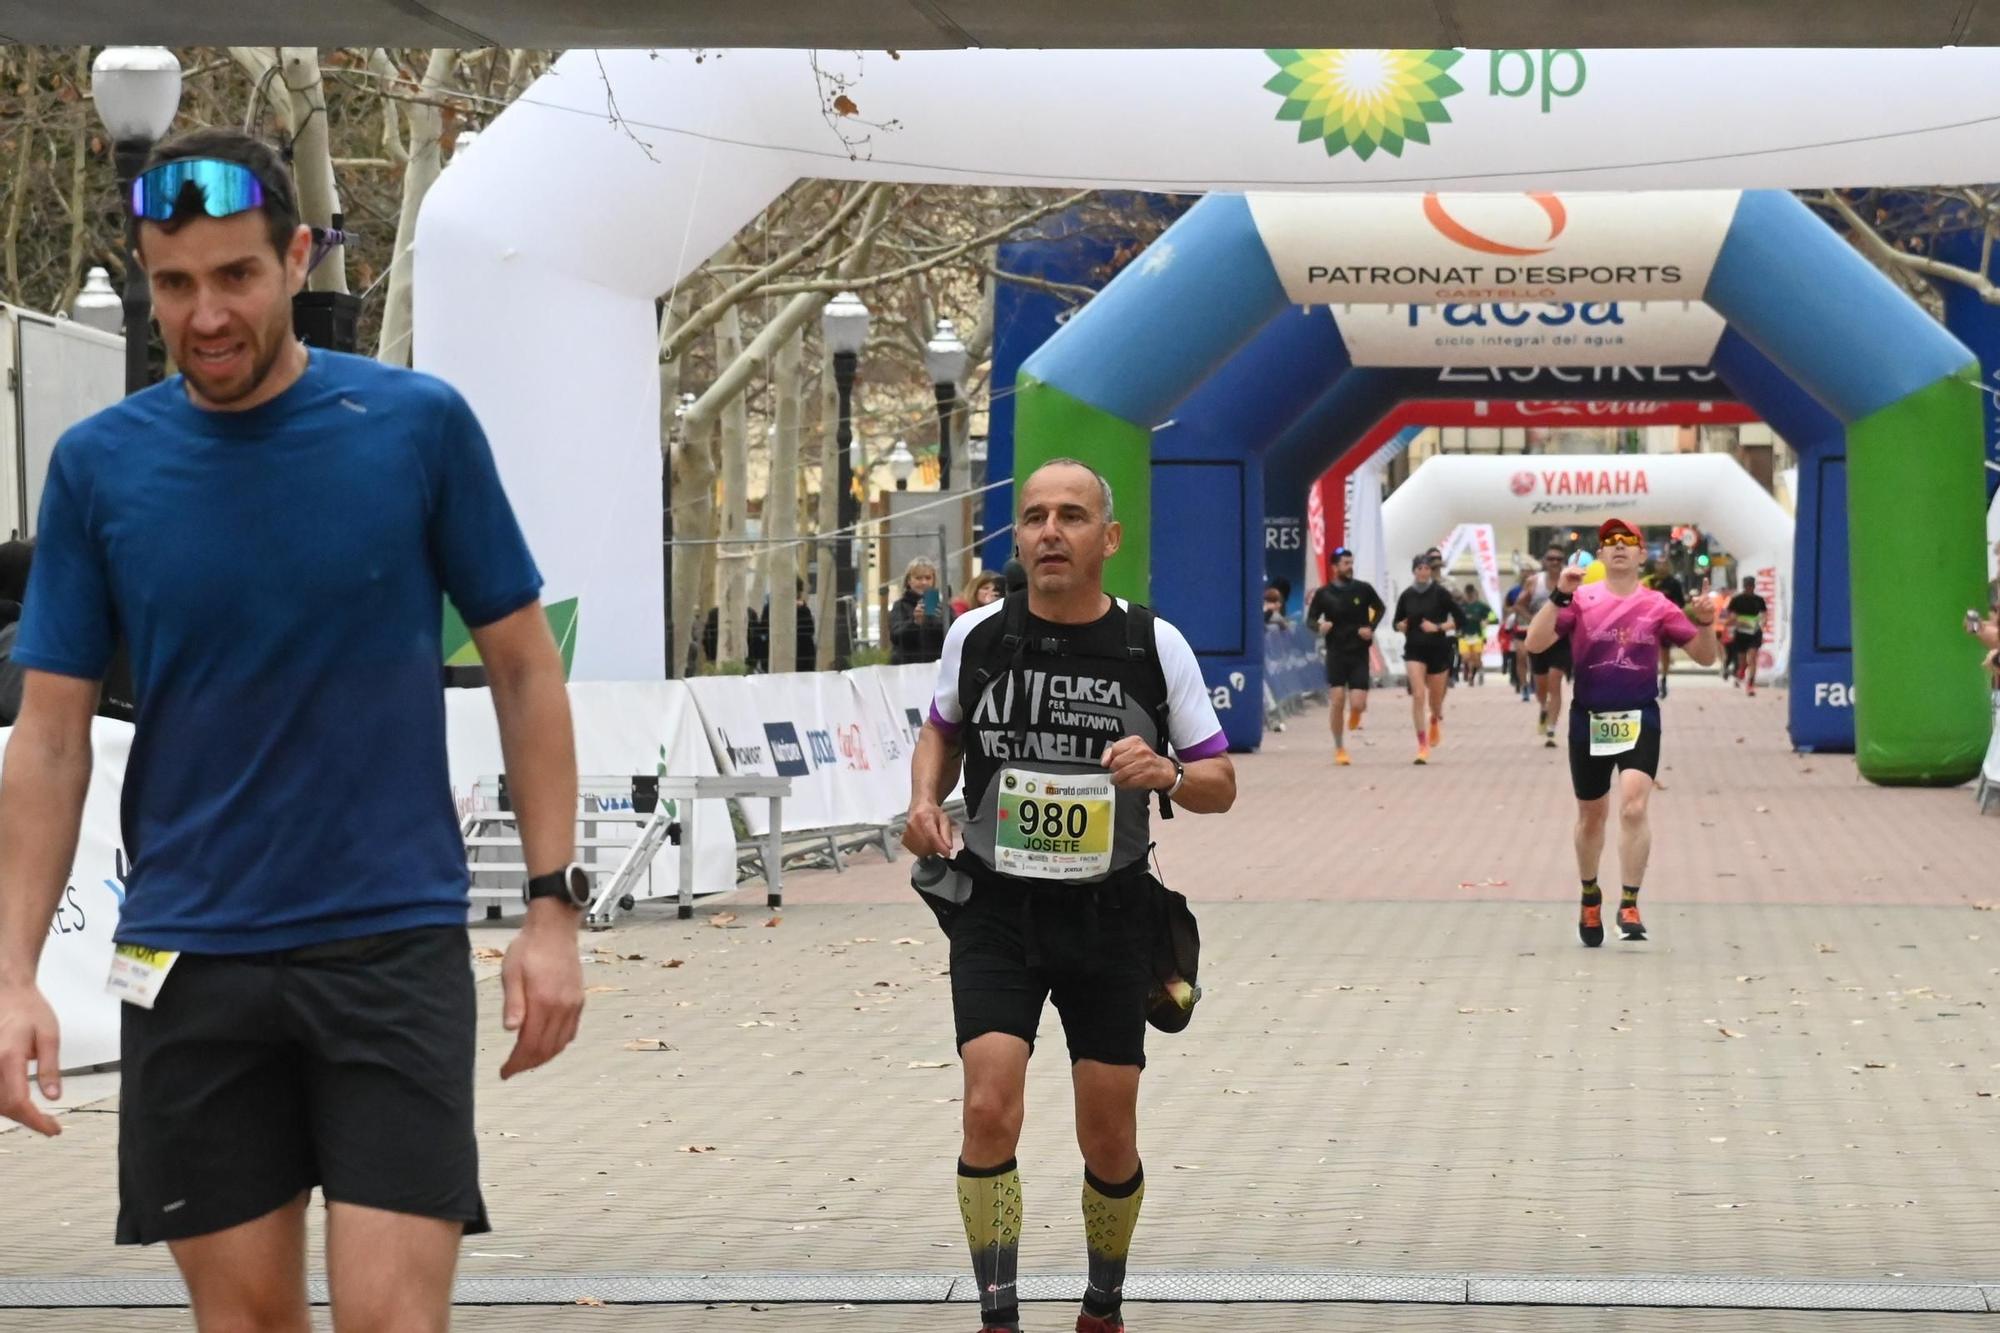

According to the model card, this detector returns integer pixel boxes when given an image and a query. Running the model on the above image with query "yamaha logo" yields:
[1510,471,1537,496]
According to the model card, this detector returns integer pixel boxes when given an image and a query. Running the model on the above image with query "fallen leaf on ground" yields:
[765,917,781,927]
[586,985,627,994]
[709,913,738,928]
[894,937,921,945]
[661,958,685,968]
[680,1145,715,1153]
[908,1060,952,1069]
[1816,943,1838,954]
[622,1038,674,1051]
[575,1296,605,1307]
[471,947,504,963]
[1719,1028,1744,1039]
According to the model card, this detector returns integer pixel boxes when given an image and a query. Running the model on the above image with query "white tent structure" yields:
[1381,452,1794,677]
[415,46,2000,680]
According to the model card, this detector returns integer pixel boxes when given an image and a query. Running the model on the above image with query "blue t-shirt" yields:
[14,349,541,953]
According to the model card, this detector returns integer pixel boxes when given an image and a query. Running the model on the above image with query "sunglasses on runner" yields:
[1600,532,1643,549]
[128,158,267,222]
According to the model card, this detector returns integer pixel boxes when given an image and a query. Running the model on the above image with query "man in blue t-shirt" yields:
[0,128,585,1327]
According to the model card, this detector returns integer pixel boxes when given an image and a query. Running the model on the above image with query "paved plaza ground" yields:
[5,676,1999,1328]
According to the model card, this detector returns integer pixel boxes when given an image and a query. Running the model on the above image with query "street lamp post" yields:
[70,267,123,335]
[924,317,969,489]
[90,47,182,396]
[887,439,915,491]
[821,292,870,668]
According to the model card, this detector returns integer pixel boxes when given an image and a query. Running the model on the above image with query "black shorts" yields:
[1405,641,1453,674]
[1325,649,1370,691]
[948,873,1156,1069]
[1567,712,1663,800]
[117,925,488,1245]
[1734,632,1763,658]
[1530,639,1573,676]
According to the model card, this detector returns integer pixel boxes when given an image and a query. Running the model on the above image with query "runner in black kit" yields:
[1727,576,1768,696]
[1523,547,1573,748]
[903,459,1236,1333]
[1393,555,1459,765]
[1305,546,1385,767]
[1645,556,1688,698]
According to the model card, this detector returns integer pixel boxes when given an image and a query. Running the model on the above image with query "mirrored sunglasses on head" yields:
[129,157,266,222]
[129,156,352,275]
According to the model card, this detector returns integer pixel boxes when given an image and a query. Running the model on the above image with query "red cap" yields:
[1597,518,1640,541]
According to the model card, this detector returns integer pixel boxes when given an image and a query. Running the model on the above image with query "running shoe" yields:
[1543,734,1557,749]
[1077,1314,1126,1333]
[1579,900,1604,948]
[1619,905,1647,941]
[1429,718,1443,747]
[1413,747,1430,765]
[1335,748,1352,767]
[1746,684,1756,697]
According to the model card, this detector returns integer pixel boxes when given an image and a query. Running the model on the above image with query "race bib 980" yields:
[994,768,1114,880]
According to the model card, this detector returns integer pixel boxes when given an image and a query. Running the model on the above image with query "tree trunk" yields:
[691,419,723,670]
[672,398,719,675]
[767,329,803,673]
[4,48,41,304]
[54,48,90,317]
[376,48,455,366]
[278,48,346,295]
[716,305,750,667]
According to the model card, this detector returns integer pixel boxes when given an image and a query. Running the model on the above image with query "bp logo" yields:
[1263,49,1464,161]
[1510,471,1537,496]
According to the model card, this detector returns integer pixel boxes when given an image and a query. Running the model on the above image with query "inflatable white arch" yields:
[416,47,2000,679]
[1381,452,1793,677]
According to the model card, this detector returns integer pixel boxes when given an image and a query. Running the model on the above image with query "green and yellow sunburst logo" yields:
[1263,49,1464,161]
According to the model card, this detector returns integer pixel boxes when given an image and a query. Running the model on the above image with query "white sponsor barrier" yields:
[1,718,133,1072]
[445,681,738,902]
[684,664,958,835]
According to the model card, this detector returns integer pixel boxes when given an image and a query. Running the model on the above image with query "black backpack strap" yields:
[961,591,1033,743]
[1124,602,1176,820]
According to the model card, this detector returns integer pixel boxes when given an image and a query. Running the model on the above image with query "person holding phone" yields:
[890,556,953,664]
[1524,518,1719,947]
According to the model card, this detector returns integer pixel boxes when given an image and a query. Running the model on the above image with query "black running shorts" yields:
[1405,641,1454,675]
[1325,649,1371,691]
[948,874,1155,1069]
[116,925,489,1245]
[1734,632,1764,658]
[1567,712,1663,800]
[1530,639,1574,676]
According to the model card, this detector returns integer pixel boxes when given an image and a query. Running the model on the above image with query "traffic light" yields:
[1695,553,1711,569]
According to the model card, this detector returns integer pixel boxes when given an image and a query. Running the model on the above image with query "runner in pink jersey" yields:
[1524,518,1719,947]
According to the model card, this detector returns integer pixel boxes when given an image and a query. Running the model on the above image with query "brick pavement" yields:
[4,678,1998,1318]
[1,1306,1991,1332]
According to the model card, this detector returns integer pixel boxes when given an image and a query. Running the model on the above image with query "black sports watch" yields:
[1549,589,1575,608]
[525,863,591,910]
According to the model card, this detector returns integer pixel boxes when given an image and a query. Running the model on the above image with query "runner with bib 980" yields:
[1524,518,1718,947]
[904,459,1235,1333]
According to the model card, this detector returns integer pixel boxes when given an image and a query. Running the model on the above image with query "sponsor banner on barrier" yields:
[2,719,133,1072]
[1248,191,1740,306]
[1263,622,1324,705]
[686,671,908,835]
[1333,300,1726,367]
[445,681,737,901]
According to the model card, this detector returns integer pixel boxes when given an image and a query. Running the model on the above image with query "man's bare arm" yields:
[0,673,100,988]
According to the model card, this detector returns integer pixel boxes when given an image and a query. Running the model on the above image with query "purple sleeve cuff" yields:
[1176,730,1230,762]
[927,702,961,737]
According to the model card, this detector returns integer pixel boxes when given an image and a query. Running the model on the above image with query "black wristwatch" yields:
[1549,589,1574,608]
[524,863,591,909]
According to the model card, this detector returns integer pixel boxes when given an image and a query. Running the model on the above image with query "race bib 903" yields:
[1588,710,1642,757]
[993,768,1114,881]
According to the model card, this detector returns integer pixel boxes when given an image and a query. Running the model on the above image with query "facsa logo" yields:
[1812,682,1857,708]
[1424,191,1567,256]
[1510,471,1537,496]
